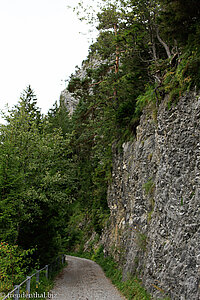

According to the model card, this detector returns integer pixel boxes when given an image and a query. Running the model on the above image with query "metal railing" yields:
[2,254,66,300]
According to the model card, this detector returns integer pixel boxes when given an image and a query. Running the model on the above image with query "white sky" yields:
[0,0,97,119]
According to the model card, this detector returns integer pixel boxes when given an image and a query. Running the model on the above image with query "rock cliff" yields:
[101,92,200,300]
[60,89,79,116]
[60,55,106,115]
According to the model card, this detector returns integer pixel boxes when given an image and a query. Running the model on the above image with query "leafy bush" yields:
[163,50,200,106]
[0,242,35,293]
[135,85,157,117]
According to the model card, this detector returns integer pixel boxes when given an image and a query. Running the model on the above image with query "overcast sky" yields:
[0,0,97,119]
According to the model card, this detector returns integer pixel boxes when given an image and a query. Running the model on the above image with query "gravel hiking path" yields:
[48,255,126,300]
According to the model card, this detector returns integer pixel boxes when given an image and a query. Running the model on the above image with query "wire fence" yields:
[2,254,66,300]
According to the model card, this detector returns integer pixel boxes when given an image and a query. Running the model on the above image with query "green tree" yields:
[159,0,200,46]
[0,87,74,263]
[45,100,71,136]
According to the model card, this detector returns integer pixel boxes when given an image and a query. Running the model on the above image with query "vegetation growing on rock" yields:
[0,0,200,298]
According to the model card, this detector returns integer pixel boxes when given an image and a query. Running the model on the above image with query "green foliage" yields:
[135,86,157,117]
[1,253,66,299]
[0,242,35,293]
[162,50,200,106]
[45,100,71,136]
[28,271,52,298]
[143,178,155,196]
[0,86,74,264]
[159,0,200,45]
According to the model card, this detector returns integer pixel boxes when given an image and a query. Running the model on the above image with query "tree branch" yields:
[156,27,171,59]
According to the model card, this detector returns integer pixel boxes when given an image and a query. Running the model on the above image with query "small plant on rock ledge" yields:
[143,178,155,196]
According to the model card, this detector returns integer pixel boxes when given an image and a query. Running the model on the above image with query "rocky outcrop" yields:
[59,63,85,115]
[60,89,79,116]
[101,92,200,299]
[60,54,107,115]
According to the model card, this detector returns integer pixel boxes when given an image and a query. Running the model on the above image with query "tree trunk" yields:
[113,23,119,108]
[156,27,171,59]
[114,23,119,74]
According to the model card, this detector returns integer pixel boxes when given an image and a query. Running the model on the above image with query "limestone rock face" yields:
[59,64,85,115]
[101,92,200,300]
[60,89,78,116]
[60,55,106,115]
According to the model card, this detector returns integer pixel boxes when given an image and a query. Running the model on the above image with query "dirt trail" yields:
[48,255,126,300]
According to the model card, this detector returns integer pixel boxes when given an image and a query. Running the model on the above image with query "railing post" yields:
[26,276,31,297]
[45,265,49,279]
[14,285,20,300]
[36,271,40,288]
[58,256,61,268]
[62,254,65,264]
